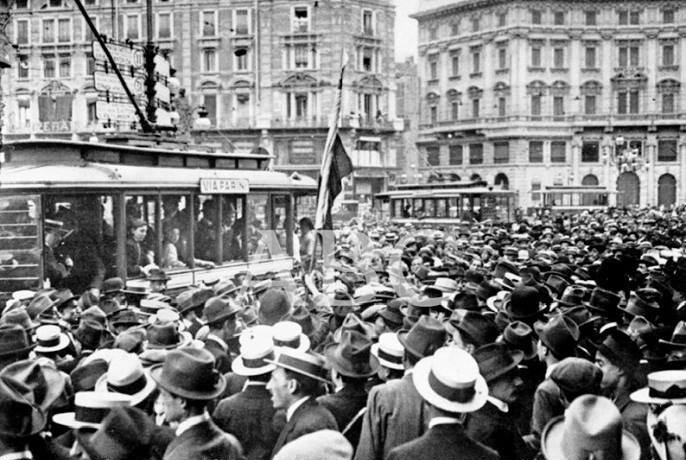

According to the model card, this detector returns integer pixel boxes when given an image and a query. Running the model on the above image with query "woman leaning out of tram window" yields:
[162,224,215,270]
[126,218,157,277]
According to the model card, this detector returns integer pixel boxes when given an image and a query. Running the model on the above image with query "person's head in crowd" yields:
[473,343,524,406]
[371,332,405,382]
[0,324,34,370]
[128,218,148,243]
[595,329,645,398]
[325,330,378,391]
[537,315,580,368]
[398,316,447,371]
[203,296,242,344]
[266,348,328,410]
[447,311,499,354]
[550,357,603,407]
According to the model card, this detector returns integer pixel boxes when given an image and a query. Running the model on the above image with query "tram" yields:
[376,180,516,226]
[0,138,317,293]
[538,186,614,214]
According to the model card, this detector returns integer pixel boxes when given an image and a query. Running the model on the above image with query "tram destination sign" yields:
[200,178,250,194]
[92,41,145,68]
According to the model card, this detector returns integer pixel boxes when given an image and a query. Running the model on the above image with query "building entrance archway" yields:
[616,172,640,207]
[658,174,676,208]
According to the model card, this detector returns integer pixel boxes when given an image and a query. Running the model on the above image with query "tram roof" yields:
[377,187,516,199]
[0,163,317,191]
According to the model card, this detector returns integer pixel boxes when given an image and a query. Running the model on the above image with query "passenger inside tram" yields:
[126,217,157,277]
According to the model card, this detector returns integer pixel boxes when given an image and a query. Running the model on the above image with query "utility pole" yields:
[144,0,156,124]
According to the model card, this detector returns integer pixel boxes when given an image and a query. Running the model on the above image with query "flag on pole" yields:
[314,51,353,231]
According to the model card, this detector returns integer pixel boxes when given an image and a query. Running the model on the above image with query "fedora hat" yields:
[110,309,144,329]
[114,329,146,354]
[541,395,640,460]
[26,294,55,320]
[595,329,641,371]
[545,273,571,298]
[498,321,537,360]
[630,370,686,404]
[538,315,580,359]
[76,406,155,460]
[147,268,170,282]
[203,296,241,327]
[449,311,499,348]
[74,319,106,351]
[476,280,501,301]
[505,285,544,320]
[0,375,47,437]
[232,335,276,376]
[176,287,213,315]
[0,324,34,360]
[53,391,132,429]
[214,279,239,297]
[379,301,404,326]
[371,332,404,370]
[397,316,447,359]
[34,324,70,353]
[81,306,107,327]
[473,342,524,382]
[333,313,375,343]
[70,359,109,392]
[452,291,480,312]
[325,330,379,378]
[0,308,39,331]
[286,304,323,337]
[553,287,587,309]
[272,321,310,352]
[146,322,190,350]
[265,347,330,383]
[659,321,686,349]
[150,347,226,400]
[493,260,519,279]
[258,288,292,325]
[412,346,488,413]
[0,358,67,412]
[619,290,661,322]
[100,299,125,318]
[95,353,157,407]
[102,277,125,295]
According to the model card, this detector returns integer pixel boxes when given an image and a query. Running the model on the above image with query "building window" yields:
[17,55,29,79]
[658,140,677,162]
[426,147,440,166]
[618,10,640,25]
[450,22,459,36]
[531,46,541,67]
[83,16,98,42]
[449,145,463,165]
[43,19,55,43]
[201,49,216,72]
[585,47,596,68]
[58,55,70,78]
[203,94,217,126]
[125,14,139,40]
[17,100,31,128]
[663,9,675,24]
[581,142,599,162]
[362,9,375,36]
[293,6,309,33]
[662,93,675,113]
[551,141,566,162]
[450,52,460,77]
[428,26,437,41]
[553,47,565,68]
[235,50,249,71]
[15,0,28,8]
[494,142,509,164]
[498,97,507,116]
[531,9,542,24]
[471,50,480,73]
[87,101,98,124]
[235,9,249,35]
[471,98,480,118]
[450,101,459,121]
[294,44,309,69]
[585,10,597,25]
[554,11,565,25]
[49,0,62,6]
[469,144,483,164]
[663,44,675,66]
[617,90,639,114]
[498,47,507,69]
[585,95,597,114]
[201,11,216,36]
[157,12,171,39]
[532,181,542,202]
[529,141,543,162]
[43,55,56,78]
[498,12,507,26]
[429,106,437,124]
[428,54,438,80]
[57,18,70,42]
[471,16,480,32]
[86,53,95,74]
[15,19,29,45]
[531,94,541,116]
[618,44,640,67]
[553,96,564,116]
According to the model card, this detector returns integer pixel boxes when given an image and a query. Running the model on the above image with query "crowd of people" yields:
[1,207,686,460]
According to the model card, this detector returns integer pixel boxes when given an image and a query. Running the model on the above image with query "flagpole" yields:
[309,50,347,273]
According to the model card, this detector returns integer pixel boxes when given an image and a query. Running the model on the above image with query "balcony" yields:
[340,115,402,132]
[270,116,328,128]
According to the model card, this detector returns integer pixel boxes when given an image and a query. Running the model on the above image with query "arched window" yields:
[658,173,677,208]
[470,173,482,182]
[494,173,509,189]
[582,174,599,186]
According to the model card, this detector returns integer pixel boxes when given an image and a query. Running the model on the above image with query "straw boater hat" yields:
[265,347,330,384]
[231,335,276,377]
[53,391,132,429]
[541,395,640,460]
[646,404,686,460]
[630,370,686,404]
[34,324,70,354]
[95,353,157,407]
[411,346,488,413]
[371,332,404,371]
[272,321,310,352]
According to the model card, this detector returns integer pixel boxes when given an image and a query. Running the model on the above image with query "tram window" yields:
[125,195,158,278]
[246,194,270,261]
[161,194,192,271]
[268,195,289,257]
[43,194,113,292]
[196,195,220,263]
[436,199,447,217]
[0,195,41,291]
[221,196,246,263]
[449,197,459,218]
[425,200,435,217]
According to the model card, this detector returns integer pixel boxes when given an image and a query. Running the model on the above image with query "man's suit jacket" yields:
[615,390,650,460]
[270,397,338,458]
[531,378,563,437]
[163,419,242,460]
[203,336,232,374]
[317,382,368,448]
[465,401,534,460]
[386,423,499,460]
[354,373,427,460]
[213,383,280,460]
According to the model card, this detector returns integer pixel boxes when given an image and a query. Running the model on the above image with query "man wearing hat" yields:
[176,288,213,338]
[466,343,534,460]
[213,335,279,460]
[0,324,34,371]
[595,329,650,459]
[151,347,242,460]
[319,330,378,449]
[266,347,338,457]
[202,296,241,374]
[386,347,497,460]
[355,316,446,460]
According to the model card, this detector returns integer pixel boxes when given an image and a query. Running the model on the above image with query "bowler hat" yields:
[0,324,34,360]
[499,321,537,360]
[258,288,292,325]
[397,316,447,359]
[265,347,330,383]
[76,407,154,460]
[505,285,544,321]
[452,292,480,311]
[51,289,78,310]
[473,342,524,382]
[151,347,226,400]
[203,296,241,327]
[449,311,499,348]
[541,395,640,460]
[538,315,580,359]
[325,330,379,378]
[0,375,47,437]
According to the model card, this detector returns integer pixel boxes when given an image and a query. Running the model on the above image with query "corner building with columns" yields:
[412,0,686,209]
